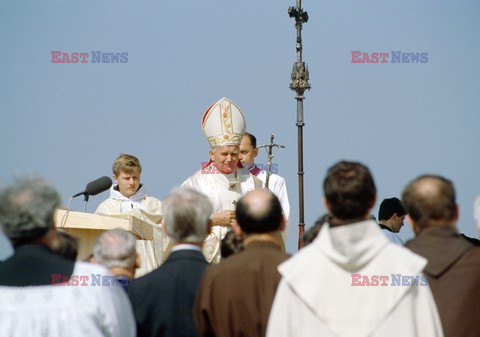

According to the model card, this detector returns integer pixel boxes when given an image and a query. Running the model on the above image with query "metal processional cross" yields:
[258,133,285,190]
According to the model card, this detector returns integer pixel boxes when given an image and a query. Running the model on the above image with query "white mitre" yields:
[202,97,246,148]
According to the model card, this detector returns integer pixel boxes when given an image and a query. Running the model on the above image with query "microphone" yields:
[72,176,112,198]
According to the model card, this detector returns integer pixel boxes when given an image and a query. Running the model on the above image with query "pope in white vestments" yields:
[182,97,262,263]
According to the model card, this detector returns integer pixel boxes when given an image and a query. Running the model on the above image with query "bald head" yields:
[235,189,283,234]
[402,175,457,230]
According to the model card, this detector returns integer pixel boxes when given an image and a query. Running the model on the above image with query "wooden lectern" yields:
[54,209,154,261]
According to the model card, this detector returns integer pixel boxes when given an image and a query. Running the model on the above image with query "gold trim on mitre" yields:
[202,97,246,148]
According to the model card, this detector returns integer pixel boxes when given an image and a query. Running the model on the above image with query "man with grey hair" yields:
[128,187,213,337]
[0,177,135,337]
[93,228,140,291]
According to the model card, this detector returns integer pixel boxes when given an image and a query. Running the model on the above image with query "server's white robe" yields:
[267,220,444,337]
[95,184,172,277]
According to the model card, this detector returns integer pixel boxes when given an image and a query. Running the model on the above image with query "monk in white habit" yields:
[267,160,443,337]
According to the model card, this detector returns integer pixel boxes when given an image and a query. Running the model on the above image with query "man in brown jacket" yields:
[194,189,289,337]
[403,175,480,337]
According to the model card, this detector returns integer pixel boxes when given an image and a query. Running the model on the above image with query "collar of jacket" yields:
[405,226,474,277]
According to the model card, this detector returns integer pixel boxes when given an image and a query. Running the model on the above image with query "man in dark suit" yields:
[0,177,135,336]
[403,175,480,337]
[194,189,289,337]
[128,187,213,337]
[0,178,75,287]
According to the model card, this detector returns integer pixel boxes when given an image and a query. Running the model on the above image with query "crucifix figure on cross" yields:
[258,133,285,190]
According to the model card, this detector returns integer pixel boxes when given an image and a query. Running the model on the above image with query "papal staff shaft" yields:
[288,0,310,250]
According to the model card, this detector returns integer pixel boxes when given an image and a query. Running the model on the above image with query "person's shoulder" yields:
[278,243,318,274]
[382,241,428,273]
[128,268,160,295]
[459,245,480,264]
[182,168,209,186]
[270,172,286,182]
[73,261,110,276]
[269,174,287,191]
[381,230,404,245]
[253,245,290,267]
[241,170,263,189]
[219,245,285,271]
[95,198,119,215]
[143,195,162,205]
[256,171,286,189]
[461,233,480,246]
[255,168,285,179]
[201,255,239,278]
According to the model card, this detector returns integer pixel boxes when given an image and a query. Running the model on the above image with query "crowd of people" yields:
[1,97,480,337]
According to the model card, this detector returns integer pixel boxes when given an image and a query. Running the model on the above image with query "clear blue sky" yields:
[1,0,479,254]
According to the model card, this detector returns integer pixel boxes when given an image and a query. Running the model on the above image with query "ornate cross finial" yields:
[288,2,311,97]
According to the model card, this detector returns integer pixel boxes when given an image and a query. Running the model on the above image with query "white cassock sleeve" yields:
[273,176,290,222]
[79,263,137,337]
[410,285,444,337]
[266,278,298,337]
[98,281,136,337]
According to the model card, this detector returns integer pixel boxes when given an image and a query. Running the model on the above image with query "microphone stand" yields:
[83,194,89,212]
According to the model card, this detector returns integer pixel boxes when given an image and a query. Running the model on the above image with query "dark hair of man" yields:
[50,231,79,261]
[235,190,283,234]
[378,197,406,221]
[323,161,376,220]
[244,132,257,148]
[302,214,331,247]
[402,175,456,228]
[220,230,244,258]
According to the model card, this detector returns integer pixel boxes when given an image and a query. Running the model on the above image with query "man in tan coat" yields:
[194,189,288,337]
[403,175,480,337]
